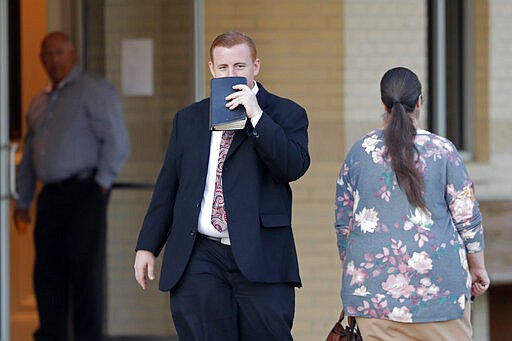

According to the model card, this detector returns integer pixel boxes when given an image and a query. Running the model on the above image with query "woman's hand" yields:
[470,267,490,297]
[467,252,490,297]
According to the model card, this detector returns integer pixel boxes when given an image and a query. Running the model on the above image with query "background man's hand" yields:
[13,209,31,234]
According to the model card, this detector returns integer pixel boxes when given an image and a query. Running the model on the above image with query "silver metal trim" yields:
[433,0,447,137]
[194,0,205,102]
[9,143,18,200]
[0,0,11,337]
[463,0,474,158]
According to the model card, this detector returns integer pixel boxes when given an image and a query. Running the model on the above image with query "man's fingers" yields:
[147,262,155,281]
[225,88,261,118]
[134,250,156,290]
[134,265,148,290]
[231,84,248,92]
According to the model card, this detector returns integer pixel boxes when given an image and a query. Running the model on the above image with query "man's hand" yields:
[96,182,109,196]
[99,186,109,195]
[13,209,31,234]
[227,84,262,119]
[134,250,156,290]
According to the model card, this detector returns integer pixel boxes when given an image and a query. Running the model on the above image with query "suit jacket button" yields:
[190,230,196,236]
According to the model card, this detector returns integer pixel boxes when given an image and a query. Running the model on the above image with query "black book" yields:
[209,76,247,130]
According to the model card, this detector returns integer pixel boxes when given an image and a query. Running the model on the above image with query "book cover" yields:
[209,76,248,130]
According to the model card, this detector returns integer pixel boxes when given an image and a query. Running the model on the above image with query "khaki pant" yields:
[355,301,472,341]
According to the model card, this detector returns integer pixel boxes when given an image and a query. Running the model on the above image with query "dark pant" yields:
[33,177,108,341]
[169,235,295,341]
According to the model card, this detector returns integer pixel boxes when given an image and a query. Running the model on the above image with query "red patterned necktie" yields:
[211,130,235,232]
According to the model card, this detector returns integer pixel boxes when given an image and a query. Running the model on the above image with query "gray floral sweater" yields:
[335,129,484,323]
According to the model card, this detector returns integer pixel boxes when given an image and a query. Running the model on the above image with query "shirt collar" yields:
[251,80,259,95]
[45,65,82,93]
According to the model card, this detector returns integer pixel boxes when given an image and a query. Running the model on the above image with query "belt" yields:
[199,234,231,246]
[44,169,96,189]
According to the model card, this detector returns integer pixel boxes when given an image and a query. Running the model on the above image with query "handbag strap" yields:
[347,315,361,338]
[338,309,345,322]
[329,310,347,336]
[348,315,356,327]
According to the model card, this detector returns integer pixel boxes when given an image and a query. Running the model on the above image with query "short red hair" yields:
[209,31,257,62]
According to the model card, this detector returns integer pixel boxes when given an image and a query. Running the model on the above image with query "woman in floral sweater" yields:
[334,67,489,340]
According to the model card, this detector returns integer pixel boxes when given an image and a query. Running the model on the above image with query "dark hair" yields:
[380,67,426,211]
[209,31,257,62]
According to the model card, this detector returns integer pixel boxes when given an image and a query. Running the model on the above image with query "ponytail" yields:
[380,67,426,212]
[384,102,427,212]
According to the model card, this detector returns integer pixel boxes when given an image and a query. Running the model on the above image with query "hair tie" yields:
[393,99,401,104]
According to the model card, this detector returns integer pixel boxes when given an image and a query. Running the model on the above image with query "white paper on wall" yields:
[121,38,154,96]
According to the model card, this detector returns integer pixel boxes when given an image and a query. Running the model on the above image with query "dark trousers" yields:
[33,177,108,341]
[169,235,295,341]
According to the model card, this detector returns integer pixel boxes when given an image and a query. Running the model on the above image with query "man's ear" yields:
[208,61,215,78]
[253,58,261,77]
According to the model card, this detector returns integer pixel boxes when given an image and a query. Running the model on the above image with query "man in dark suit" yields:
[134,31,309,341]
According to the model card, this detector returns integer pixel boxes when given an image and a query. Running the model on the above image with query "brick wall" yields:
[100,0,421,339]
[101,0,345,338]
[204,1,344,339]
[96,0,512,339]
[343,0,428,146]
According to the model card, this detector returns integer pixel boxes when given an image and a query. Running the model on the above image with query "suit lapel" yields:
[227,123,248,158]
[195,100,213,170]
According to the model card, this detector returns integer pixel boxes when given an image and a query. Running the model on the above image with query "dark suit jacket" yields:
[135,83,310,291]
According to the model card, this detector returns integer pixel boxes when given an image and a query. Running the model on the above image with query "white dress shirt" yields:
[197,81,261,238]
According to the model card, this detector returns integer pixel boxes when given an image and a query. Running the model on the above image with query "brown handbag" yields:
[326,310,363,341]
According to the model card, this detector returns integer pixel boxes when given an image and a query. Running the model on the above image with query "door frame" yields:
[0,0,12,338]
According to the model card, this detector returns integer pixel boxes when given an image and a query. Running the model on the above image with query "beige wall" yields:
[343,0,428,146]
[104,0,345,338]
[48,0,510,339]
[204,1,344,339]
[204,0,345,164]
[101,0,502,339]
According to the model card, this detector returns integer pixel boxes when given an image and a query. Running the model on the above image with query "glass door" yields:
[82,0,199,338]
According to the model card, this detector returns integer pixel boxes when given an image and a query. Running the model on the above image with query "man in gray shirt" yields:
[14,31,130,341]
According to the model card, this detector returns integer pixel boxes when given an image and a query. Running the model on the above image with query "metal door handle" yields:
[9,143,18,200]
